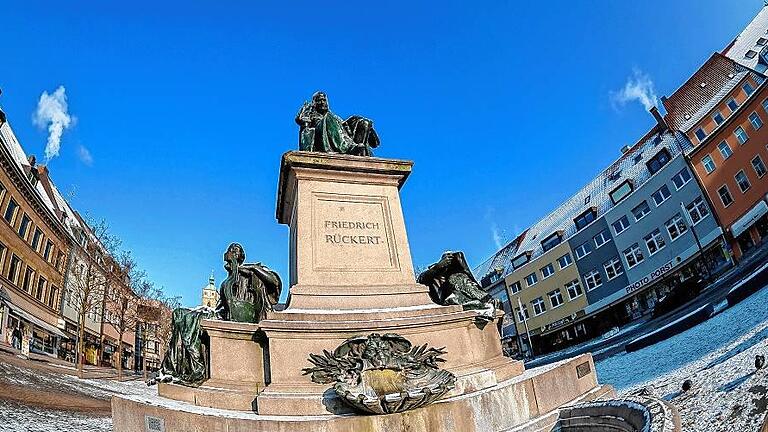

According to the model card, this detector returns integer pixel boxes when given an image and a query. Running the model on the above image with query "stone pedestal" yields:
[158,320,267,411]
[276,151,433,310]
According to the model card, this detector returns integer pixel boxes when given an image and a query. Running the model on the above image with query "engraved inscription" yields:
[312,193,399,272]
[576,361,591,379]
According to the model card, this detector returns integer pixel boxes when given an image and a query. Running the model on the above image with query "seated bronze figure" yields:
[295,91,380,156]
[215,242,282,323]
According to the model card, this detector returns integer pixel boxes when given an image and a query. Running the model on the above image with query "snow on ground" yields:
[0,400,113,432]
[596,284,768,431]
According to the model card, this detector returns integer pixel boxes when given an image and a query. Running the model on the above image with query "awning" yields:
[731,200,768,237]
[3,300,67,338]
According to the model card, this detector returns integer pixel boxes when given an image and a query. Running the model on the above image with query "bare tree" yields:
[67,218,120,378]
[103,250,145,381]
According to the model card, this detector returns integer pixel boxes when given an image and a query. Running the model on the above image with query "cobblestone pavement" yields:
[0,351,152,432]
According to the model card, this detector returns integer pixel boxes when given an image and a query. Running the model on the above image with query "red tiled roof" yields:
[663,53,748,130]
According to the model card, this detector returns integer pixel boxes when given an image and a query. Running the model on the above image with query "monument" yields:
[112,93,680,431]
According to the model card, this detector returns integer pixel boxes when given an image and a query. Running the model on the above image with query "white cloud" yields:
[611,68,658,111]
[77,145,93,166]
[491,221,503,250]
[33,86,74,162]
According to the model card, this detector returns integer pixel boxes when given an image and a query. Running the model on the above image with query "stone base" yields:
[113,354,614,432]
[257,305,523,416]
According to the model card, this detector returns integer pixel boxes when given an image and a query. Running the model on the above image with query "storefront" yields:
[1,301,65,356]
[731,200,768,258]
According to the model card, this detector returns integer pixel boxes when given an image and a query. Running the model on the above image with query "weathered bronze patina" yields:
[215,242,282,323]
[156,306,215,385]
[295,91,380,156]
[303,333,456,414]
[418,251,498,322]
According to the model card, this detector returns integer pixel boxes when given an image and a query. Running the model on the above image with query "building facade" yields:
[202,272,218,308]
[477,128,728,355]
[0,118,70,357]
[664,53,768,259]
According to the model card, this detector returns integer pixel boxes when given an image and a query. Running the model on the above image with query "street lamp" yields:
[681,201,712,282]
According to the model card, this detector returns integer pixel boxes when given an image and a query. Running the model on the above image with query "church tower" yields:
[201,271,218,308]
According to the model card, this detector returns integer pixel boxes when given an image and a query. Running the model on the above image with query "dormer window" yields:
[511,252,531,269]
[609,180,634,204]
[574,208,597,231]
[646,148,672,175]
[540,231,563,252]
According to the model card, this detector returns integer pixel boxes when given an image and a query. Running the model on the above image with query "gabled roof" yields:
[662,53,755,131]
[723,6,768,70]
[478,127,690,281]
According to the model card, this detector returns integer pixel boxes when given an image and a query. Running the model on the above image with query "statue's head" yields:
[312,91,329,114]
[224,242,245,265]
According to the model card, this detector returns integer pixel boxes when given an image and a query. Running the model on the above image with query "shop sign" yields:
[625,260,674,294]
[541,312,582,333]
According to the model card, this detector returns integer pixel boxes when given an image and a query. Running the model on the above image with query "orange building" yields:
[664,53,768,259]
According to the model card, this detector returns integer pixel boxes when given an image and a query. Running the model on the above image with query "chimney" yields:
[649,106,668,130]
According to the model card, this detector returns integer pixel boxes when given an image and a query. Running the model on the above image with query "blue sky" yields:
[0,1,761,306]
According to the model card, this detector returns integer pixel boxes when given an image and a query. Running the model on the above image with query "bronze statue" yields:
[418,251,497,322]
[303,333,455,414]
[154,306,215,386]
[295,91,380,156]
[215,243,282,323]
[151,243,282,386]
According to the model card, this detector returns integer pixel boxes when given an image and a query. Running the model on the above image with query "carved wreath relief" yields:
[302,333,456,414]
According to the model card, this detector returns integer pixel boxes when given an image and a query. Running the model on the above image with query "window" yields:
[632,201,652,221]
[763,98,768,114]
[548,289,564,308]
[644,229,667,256]
[515,305,529,322]
[686,197,710,225]
[540,232,562,252]
[565,280,583,300]
[31,228,42,251]
[750,112,764,130]
[4,198,18,224]
[735,170,752,192]
[612,216,631,235]
[712,111,725,125]
[694,128,707,142]
[47,286,58,309]
[592,229,610,249]
[531,297,546,316]
[671,168,692,190]
[702,155,716,174]
[623,244,645,269]
[18,214,31,239]
[603,257,624,281]
[651,185,672,207]
[752,155,767,178]
[574,208,597,231]
[0,242,5,270]
[525,272,538,287]
[646,149,672,175]
[35,276,46,302]
[574,241,592,259]
[22,266,34,293]
[718,185,734,207]
[509,281,522,294]
[511,253,530,269]
[609,181,633,204]
[8,254,20,284]
[583,270,602,291]
[744,82,756,97]
[540,263,555,279]
[557,253,573,269]
[43,240,53,261]
[727,98,739,112]
[735,126,749,144]
[665,214,688,241]
[718,141,733,160]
